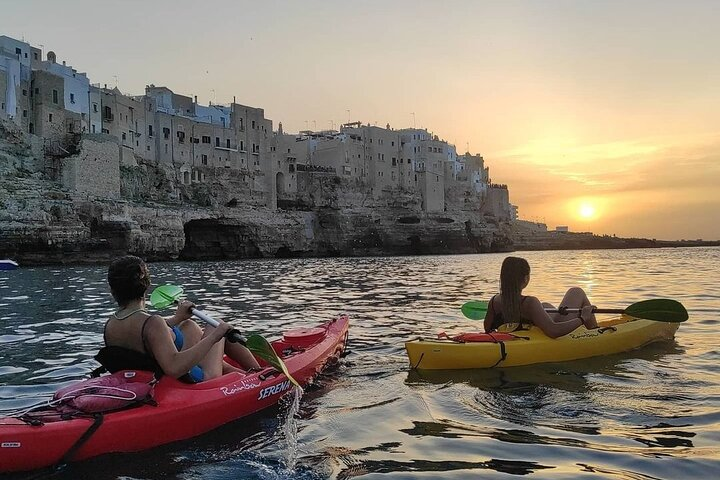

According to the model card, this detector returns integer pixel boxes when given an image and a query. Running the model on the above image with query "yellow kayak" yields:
[405,315,680,370]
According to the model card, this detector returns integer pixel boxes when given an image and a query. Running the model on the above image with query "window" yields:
[48,113,53,122]
[148,125,153,137]
[226,139,230,148]
[240,140,244,151]
[252,120,256,129]
[22,110,27,118]
[34,88,39,95]
[91,125,96,133]
[29,123,34,134]
[93,103,98,112]
[146,145,150,151]
[177,131,185,143]
[22,89,27,96]
[102,128,109,134]
[70,93,75,104]
[15,47,21,55]
[122,132,126,141]
[163,127,170,139]
[215,137,220,147]
[52,90,58,104]
[34,52,38,60]
[201,154,208,165]
[202,135,210,144]
[289,164,295,173]
[392,158,396,166]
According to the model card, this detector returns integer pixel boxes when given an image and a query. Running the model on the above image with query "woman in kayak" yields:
[102,255,260,381]
[484,256,598,338]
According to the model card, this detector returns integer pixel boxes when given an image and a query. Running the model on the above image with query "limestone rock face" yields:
[0,120,513,265]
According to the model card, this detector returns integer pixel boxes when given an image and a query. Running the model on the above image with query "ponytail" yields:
[500,257,530,326]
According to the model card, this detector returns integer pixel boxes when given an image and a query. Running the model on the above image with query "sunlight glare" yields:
[579,203,596,219]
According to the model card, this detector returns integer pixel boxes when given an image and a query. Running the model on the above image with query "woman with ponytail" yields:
[483,256,598,338]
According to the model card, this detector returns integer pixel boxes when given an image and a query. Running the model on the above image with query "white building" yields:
[36,51,91,130]
[0,36,32,124]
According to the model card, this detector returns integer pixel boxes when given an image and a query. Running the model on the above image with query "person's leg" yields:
[225,342,261,371]
[177,320,225,379]
[559,287,597,327]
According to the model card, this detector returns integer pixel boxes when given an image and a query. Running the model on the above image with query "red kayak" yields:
[0,315,349,473]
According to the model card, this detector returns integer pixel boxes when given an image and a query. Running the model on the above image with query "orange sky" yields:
[4,0,719,240]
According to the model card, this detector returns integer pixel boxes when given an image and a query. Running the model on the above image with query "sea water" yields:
[0,247,718,479]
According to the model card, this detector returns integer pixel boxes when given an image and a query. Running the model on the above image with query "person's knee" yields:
[566,286,585,296]
[179,320,202,345]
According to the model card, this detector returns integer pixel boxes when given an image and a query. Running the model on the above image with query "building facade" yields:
[1,33,510,216]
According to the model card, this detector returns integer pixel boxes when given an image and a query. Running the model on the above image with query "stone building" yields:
[0,36,32,131]
[0,33,511,218]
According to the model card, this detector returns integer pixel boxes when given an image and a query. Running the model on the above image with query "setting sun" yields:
[579,203,596,220]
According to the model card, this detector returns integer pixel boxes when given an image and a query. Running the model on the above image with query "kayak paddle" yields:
[149,285,300,387]
[461,298,688,323]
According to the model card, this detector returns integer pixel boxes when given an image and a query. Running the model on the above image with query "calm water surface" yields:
[1,248,719,479]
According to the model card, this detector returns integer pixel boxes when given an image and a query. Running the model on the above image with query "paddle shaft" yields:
[547,307,624,316]
[189,306,246,344]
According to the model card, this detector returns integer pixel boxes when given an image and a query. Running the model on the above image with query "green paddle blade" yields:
[461,300,489,320]
[149,284,184,310]
[624,299,688,323]
[246,334,300,387]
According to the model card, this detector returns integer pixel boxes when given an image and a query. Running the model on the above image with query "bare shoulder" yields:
[143,314,168,334]
[523,295,543,307]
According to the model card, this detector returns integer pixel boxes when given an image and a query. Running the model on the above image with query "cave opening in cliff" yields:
[180,219,262,260]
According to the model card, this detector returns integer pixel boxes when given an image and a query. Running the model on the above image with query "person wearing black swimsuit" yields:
[103,256,260,380]
[483,257,598,338]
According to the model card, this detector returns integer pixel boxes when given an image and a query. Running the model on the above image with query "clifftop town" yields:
[0,35,514,264]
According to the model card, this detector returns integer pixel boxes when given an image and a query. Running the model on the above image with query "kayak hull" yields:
[0,315,349,473]
[405,315,679,370]
[0,260,18,271]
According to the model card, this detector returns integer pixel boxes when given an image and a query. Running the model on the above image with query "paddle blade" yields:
[149,285,184,310]
[246,334,300,387]
[461,300,489,320]
[624,299,688,323]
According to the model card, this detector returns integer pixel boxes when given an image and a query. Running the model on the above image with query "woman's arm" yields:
[144,315,231,378]
[525,296,584,339]
[165,300,195,327]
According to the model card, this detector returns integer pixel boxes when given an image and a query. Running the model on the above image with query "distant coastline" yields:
[511,220,720,252]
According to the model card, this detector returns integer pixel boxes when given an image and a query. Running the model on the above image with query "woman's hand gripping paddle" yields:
[150,285,300,387]
[461,298,688,323]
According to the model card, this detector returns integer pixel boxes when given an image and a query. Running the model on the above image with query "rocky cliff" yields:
[0,121,513,265]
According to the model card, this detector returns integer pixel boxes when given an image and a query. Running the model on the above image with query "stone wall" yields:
[60,134,120,198]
